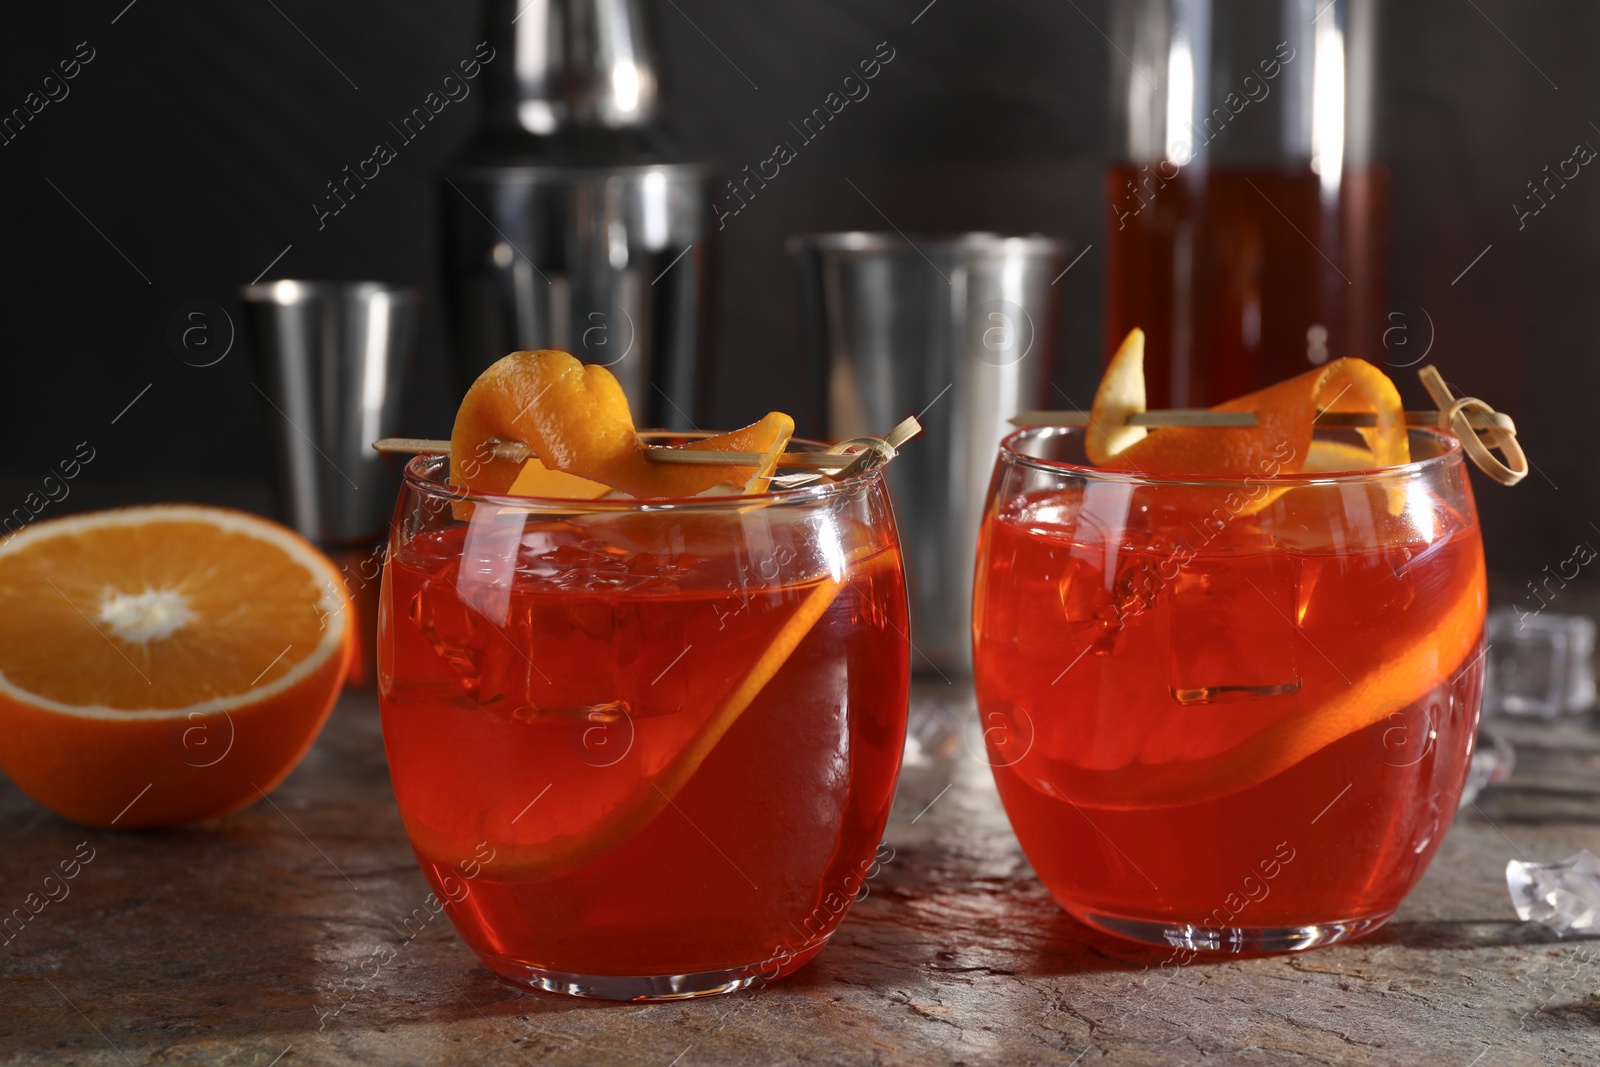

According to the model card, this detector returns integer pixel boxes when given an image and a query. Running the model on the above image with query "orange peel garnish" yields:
[1106,356,1409,476]
[450,350,795,499]
[451,350,636,495]
[663,412,796,497]
[1301,440,1377,474]
[1086,328,1149,465]
[505,456,611,499]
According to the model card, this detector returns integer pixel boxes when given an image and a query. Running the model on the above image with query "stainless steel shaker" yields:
[790,233,1067,675]
[441,0,714,429]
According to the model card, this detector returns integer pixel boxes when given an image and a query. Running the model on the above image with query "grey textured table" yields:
[3,686,1598,1066]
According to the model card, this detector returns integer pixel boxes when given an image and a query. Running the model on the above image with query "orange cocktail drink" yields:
[974,340,1487,951]
[378,351,910,998]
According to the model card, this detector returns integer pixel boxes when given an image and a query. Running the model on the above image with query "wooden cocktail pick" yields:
[371,438,858,471]
[1008,409,1516,431]
[822,415,924,480]
[1415,365,1527,485]
[1009,365,1528,485]
[371,416,923,484]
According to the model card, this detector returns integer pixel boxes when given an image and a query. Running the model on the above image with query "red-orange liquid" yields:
[1105,164,1390,408]
[379,519,908,980]
[973,488,1485,935]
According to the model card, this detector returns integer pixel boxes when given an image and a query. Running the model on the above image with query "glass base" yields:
[1077,910,1393,953]
[478,954,783,1001]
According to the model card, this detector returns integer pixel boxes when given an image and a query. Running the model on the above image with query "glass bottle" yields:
[1105,0,1385,407]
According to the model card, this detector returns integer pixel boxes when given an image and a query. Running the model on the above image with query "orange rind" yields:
[1301,439,1378,473]
[1086,328,1149,465]
[506,456,611,500]
[661,411,796,497]
[450,350,635,496]
[1107,356,1408,476]
[450,350,795,499]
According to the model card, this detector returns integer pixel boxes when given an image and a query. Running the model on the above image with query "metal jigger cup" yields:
[789,233,1067,676]
[239,279,421,689]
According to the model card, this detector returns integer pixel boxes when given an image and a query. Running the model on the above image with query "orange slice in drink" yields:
[404,543,896,880]
[1051,559,1484,809]
[451,349,794,498]
[0,505,351,828]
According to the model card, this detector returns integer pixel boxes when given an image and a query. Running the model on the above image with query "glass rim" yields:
[787,231,1065,256]
[448,160,715,182]
[998,425,1465,488]
[401,433,885,510]
[238,279,420,305]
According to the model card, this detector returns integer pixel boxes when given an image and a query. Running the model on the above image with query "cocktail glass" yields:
[973,425,1485,951]
[379,439,909,998]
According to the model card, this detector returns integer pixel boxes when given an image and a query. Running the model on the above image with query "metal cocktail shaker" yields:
[790,233,1066,676]
[440,0,714,429]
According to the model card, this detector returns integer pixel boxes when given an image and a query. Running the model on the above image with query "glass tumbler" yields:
[379,443,909,998]
[973,426,1485,952]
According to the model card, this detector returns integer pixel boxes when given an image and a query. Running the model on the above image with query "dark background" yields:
[1,0,1595,594]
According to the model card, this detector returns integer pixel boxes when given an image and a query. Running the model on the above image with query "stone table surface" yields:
[3,687,1599,1067]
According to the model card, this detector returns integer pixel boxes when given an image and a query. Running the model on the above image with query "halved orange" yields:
[451,349,795,499]
[0,505,351,828]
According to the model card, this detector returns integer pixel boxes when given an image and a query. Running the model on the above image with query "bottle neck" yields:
[1108,0,1378,172]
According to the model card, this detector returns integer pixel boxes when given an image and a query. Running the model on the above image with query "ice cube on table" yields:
[1485,609,1596,720]
[1457,728,1514,809]
[1507,849,1600,936]
[903,696,962,766]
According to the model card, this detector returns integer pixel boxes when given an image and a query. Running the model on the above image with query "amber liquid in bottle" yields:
[1104,163,1390,408]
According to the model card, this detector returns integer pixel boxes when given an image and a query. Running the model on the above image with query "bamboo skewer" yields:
[1010,409,1253,428]
[371,438,859,469]
[1417,365,1527,486]
[647,449,857,469]
[1011,361,1526,486]
[372,416,922,479]
[1008,409,1517,431]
